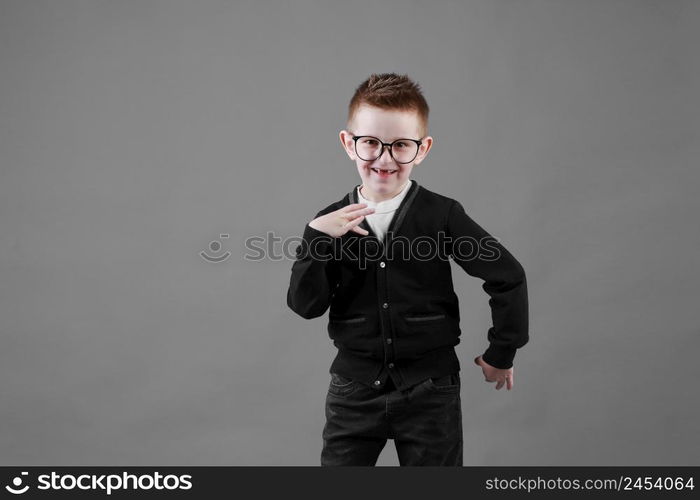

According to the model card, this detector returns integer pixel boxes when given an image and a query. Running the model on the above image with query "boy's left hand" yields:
[474,356,514,390]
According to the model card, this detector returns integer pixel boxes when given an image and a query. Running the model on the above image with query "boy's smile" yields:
[340,105,433,203]
[369,166,397,178]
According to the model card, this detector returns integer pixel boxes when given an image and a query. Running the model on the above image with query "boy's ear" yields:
[339,130,356,159]
[413,136,434,166]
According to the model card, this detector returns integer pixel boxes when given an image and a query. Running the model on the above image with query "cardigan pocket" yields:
[397,313,456,359]
[404,314,446,323]
[328,315,367,325]
[327,315,380,358]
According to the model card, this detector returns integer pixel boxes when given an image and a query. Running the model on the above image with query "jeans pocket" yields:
[328,372,357,397]
[425,373,460,395]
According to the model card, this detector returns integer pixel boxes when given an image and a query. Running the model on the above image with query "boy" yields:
[287,73,529,466]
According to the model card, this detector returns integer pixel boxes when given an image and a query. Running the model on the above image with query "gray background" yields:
[1,0,698,466]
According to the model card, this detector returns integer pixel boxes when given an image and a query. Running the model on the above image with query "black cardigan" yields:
[287,179,529,392]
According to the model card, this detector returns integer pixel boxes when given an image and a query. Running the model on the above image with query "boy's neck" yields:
[359,179,410,203]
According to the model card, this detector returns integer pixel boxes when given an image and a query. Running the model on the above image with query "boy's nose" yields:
[377,146,398,165]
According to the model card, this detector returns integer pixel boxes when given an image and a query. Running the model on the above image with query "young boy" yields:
[287,73,529,466]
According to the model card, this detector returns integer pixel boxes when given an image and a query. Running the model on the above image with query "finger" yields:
[349,225,369,236]
[340,203,368,213]
[495,378,505,390]
[474,356,481,366]
[344,206,375,219]
[507,376,513,390]
[344,215,365,231]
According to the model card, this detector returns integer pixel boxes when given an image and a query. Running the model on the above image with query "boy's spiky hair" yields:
[347,73,429,138]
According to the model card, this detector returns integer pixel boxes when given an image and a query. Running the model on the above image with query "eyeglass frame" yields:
[350,134,424,164]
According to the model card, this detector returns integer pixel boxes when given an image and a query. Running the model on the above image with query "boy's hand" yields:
[308,203,375,238]
[474,355,514,390]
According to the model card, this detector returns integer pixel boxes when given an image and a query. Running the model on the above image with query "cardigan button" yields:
[379,261,386,268]
[386,338,392,344]
[388,363,394,369]
[373,380,381,386]
[382,302,389,309]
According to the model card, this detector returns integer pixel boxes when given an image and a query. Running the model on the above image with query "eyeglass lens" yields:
[355,137,418,164]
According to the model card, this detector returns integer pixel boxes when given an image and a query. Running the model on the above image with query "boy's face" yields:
[340,105,433,201]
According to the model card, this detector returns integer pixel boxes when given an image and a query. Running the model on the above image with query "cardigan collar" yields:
[346,179,421,249]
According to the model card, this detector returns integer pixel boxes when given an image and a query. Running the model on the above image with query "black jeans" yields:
[321,372,463,466]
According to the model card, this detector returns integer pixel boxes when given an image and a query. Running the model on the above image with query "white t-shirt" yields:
[356,179,412,242]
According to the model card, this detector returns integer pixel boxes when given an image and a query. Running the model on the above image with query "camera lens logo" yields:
[5,472,29,494]
[200,234,231,262]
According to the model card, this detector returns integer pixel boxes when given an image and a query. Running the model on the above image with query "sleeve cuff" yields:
[481,345,518,369]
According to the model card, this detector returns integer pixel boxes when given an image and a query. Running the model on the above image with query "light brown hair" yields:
[347,73,430,138]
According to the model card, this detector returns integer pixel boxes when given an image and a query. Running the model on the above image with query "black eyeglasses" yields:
[351,134,423,164]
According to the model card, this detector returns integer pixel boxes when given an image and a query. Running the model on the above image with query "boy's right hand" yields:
[474,355,514,391]
[308,203,375,238]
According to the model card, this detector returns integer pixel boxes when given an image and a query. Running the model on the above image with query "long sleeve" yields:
[446,200,529,369]
[287,212,339,320]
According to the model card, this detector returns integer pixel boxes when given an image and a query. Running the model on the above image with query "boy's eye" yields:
[395,141,408,149]
[364,139,378,145]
